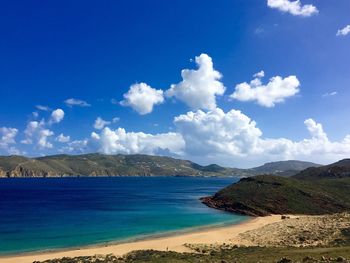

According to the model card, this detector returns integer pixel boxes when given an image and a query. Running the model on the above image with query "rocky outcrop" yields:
[200,196,268,216]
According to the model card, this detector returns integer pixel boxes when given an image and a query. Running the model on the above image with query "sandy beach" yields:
[0,215,285,263]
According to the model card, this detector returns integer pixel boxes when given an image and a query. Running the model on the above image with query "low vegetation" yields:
[201,159,350,216]
[34,246,350,263]
[0,154,247,177]
[0,154,319,177]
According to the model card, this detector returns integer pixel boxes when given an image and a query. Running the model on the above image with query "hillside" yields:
[252,160,322,176]
[293,158,350,180]
[201,159,350,216]
[0,154,250,177]
[0,154,322,178]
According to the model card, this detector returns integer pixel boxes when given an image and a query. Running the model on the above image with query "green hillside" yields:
[252,160,322,176]
[293,159,350,180]
[0,154,324,178]
[201,159,350,216]
[0,153,249,177]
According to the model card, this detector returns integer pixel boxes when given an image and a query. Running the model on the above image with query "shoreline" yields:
[0,214,286,263]
[0,218,250,257]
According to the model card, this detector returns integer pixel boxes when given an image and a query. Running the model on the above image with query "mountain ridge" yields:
[0,154,320,178]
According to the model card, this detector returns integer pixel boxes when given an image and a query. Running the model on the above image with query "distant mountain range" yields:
[0,153,320,178]
[201,158,350,216]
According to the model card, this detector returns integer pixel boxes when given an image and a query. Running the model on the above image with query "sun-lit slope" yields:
[252,160,321,176]
[201,159,350,216]
[0,153,250,177]
[0,154,322,178]
[293,159,350,180]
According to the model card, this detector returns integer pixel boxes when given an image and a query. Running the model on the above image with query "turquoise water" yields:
[0,176,247,255]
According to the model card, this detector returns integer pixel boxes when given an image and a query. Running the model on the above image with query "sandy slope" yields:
[0,215,285,263]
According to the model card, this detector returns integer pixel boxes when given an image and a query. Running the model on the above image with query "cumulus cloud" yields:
[90,127,184,155]
[173,108,350,167]
[254,70,265,78]
[120,83,164,115]
[94,117,111,130]
[22,109,64,149]
[17,106,350,167]
[304,118,327,141]
[267,0,318,17]
[174,108,262,157]
[337,25,350,37]
[166,53,225,110]
[64,98,91,107]
[59,139,89,153]
[50,109,65,124]
[22,121,54,149]
[56,133,70,143]
[230,72,300,107]
[0,127,19,154]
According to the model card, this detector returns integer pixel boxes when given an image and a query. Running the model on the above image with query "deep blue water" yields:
[0,176,246,255]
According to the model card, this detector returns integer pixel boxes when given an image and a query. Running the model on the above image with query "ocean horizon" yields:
[0,176,247,255]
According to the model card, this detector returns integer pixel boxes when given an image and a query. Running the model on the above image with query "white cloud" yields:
[0,127,18,153]
[166,53,225,110]
[267,0,318,17]
[22,121,54,149]
[174,108,262,157]
[36,105,51,111]
[120,83,164,115]
[50,109,65,124]
[230,72,300,107]
[90,127,184,156]
[38,129,54,148]
[64,98,91,107]
[22,108,64,149]
[304,118,327,141]
[173,108,350,167]
[337,25,350,36]
[94,117,111,130]
[19,105,350,168]
[56,133,70,143]
[59,139,89,153]
[253,70,265,78]
[322,91,338,97]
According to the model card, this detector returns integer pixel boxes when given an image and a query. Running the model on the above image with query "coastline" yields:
[0,214,285,263]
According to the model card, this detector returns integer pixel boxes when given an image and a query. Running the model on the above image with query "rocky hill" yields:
[252,160,322,177]
[0,154,243,177]
[0,154,322,178]
[201,159,350,216]
[293,159,350,180]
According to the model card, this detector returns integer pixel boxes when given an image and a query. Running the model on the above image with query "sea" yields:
[0,176,247,255]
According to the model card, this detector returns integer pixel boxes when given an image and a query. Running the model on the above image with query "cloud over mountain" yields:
[90,127,184,155]
[0,127,19,154]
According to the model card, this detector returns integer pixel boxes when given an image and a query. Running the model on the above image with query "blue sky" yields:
[0,0,349,168]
